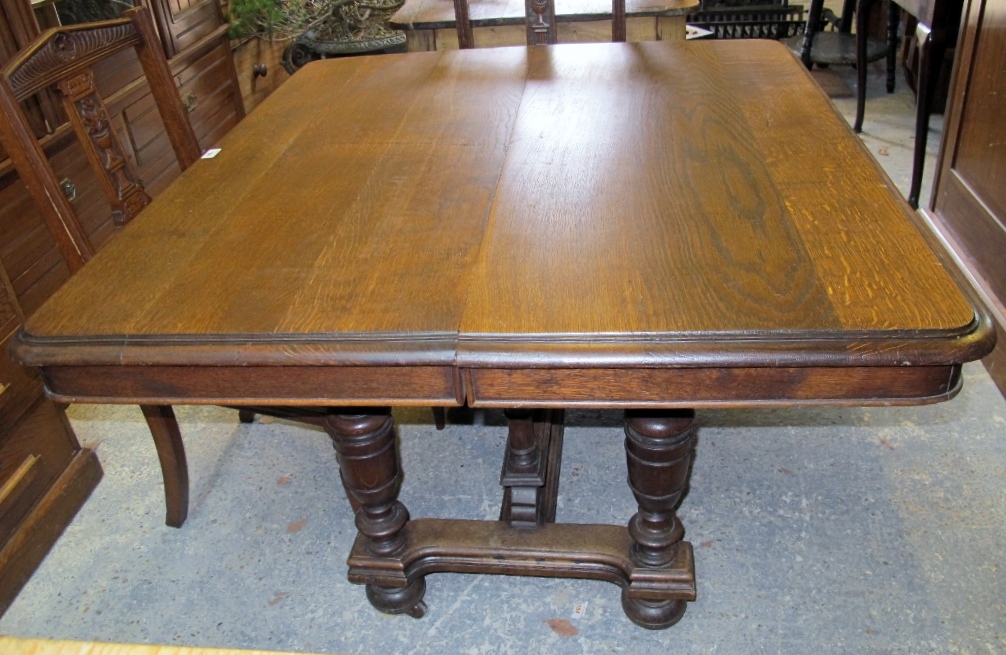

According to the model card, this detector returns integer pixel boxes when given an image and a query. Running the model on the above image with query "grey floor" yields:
[3,60,1004,655]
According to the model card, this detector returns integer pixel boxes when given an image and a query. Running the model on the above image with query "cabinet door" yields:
[930,0,1006,299]
[145,0,226,58]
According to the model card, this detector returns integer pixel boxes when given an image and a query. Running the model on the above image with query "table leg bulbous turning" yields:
[325,410,427,618]
[622,409,697,629]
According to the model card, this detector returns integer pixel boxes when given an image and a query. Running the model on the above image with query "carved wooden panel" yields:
[58,69,151,226]
[6,21,142,102]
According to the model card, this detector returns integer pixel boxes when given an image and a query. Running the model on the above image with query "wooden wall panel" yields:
[926,0,1006,396]
[948,0,1006,220]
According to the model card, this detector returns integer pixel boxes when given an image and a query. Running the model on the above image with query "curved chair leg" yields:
[853,0,874,133]
[886,0,899,93]
[140,404,189,528]
[799,0,826,69]
[908,22,945,209]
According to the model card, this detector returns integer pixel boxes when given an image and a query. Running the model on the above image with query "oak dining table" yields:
[12,40,994,630]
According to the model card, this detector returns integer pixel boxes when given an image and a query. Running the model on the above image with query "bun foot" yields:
[365,578,427,618]
[621,589,687,630]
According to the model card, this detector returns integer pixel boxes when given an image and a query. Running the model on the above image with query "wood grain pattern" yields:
[24,48,528,340]
[13,41,993,404]
[924,0,1006,397]
[948,0,1006,220]
[459,42,975,342]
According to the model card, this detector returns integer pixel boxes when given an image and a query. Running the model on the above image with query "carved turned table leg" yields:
[499,408,544,526]
[324,410,426,618]
[499,409,565,526]
[622,409,697,629]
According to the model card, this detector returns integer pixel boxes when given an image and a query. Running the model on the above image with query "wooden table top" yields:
[391,0,697,29]
[14,41,992,404]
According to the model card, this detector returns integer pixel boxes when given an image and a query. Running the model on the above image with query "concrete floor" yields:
[2,60,1004,655]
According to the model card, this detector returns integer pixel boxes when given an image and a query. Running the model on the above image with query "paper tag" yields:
[571,601,587,619]
[201,148,222,159]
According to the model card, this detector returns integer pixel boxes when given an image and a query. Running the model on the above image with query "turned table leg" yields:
[325,409,426,617]
[622,409,697,629]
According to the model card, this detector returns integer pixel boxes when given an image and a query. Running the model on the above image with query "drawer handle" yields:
[182,92,198,113]
[59,177,76,202]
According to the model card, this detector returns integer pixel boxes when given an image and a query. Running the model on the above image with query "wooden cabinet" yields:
[0,247,102,616]
[0,0,244,615]
[923,0,1006,394]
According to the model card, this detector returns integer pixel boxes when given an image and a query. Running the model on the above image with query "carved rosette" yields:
[58,69,150,227]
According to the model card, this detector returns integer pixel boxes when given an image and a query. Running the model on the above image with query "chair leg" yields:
[886,0,899,93]
[238,409,256,424]
[140,404,189,528]
[432,407,446,430]
[908,23,944,209]
[800,0,826,70]
[853,0,874,133]
[839,0,856,32]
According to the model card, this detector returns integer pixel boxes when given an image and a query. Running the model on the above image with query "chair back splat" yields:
[0,7,200,272]
[452,0,628,48]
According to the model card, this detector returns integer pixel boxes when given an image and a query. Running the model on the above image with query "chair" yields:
[798,0,960,209]
[0,7,448,528]
[451,0,627,48]
[854,0,963,208]
[0,7,200,528]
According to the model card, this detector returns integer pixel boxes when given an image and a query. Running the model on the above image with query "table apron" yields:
[462,364,963,407]
[40,364,463,407]
[38,363,961,408]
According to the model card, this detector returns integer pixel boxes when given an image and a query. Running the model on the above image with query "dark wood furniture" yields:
[0,7,213,531]
[0,0,244,613]
[856,0,964,208]
[922,0,1006,396]
[791,0,894,74]
[792,0,963,209]
[0,7,202,271]
[389,0,697,50]
[0,290,102,617]
[12,40,994,629]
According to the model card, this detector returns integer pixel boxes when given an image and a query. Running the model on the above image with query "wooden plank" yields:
[23,50,528,342]
[458,42,975,343]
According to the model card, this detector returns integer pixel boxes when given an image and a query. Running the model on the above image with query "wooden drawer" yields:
[0,329,44,436]
[0,396,77,545]
[176,37,244,151]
